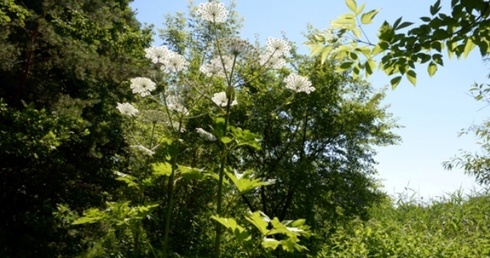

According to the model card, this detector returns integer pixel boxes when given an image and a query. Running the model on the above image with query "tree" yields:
[0,0,151,256]
[306,0,490,88]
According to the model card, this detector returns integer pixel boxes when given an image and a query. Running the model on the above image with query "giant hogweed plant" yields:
[74,1,312,257]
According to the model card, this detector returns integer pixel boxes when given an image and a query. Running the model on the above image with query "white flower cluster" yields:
[200,56,233,78]
[116,102,139,117]
[196,127,217,141]
[144,46,189,73]
[284,73,315,94]
[130,77,156,97]
[220,37,253,57]
[196,2,229,23]
[166,95,188,114]
[212,91,237,107]
[265,38,291,56]
[145,46,170,64]
[259,38,291,69]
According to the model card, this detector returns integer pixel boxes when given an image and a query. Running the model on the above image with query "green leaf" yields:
[262,238,280,250]
[345,0,357,13]
[211,216,251,242]
[220,136,233,144]
[308,43,325,57]
[356,3,365,15]
[226,170,274,194]
[361,9,379,24]
[72,208,106,225]
[463,37,476,58]
[390,76,402,89]
[397,21,414,30]
[178,165,205,180]
[152,162,173,177]
[406,69,417,85]
[427,62,437,77]
[320,45,333,64]
[114,171,139,189]
[246,211,269,235]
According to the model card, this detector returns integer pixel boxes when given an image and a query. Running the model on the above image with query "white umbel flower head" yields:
[266,38,291,57]
[130,77,156,97]
[221,37,252,57]
[166,95,188,114]
[259,54,286,69]
[284,73,315,94]
[212,91,237,107]
[163,52,189,73]
[196,2,229,23]
[116,102,139,117]
[145,46,170,64]
[196,127,217,141]
[200,56,233,77]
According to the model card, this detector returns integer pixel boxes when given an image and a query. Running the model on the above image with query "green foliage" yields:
[306,0,490,88]
[0,0,152,256]
[444,82,490,185]
[318,191,490,257]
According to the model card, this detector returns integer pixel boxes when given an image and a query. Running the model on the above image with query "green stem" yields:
[214,98,232,257]
[162,121,183,257]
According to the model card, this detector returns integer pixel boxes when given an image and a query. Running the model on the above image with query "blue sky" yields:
[130,0,488,199]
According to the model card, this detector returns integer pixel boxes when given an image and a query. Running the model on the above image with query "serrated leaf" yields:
[262,238,280,250]
[427,62,437,76]
[390,76,402,89]
[72,208,106,225]
[407,69,417,85]
[152,162,173,177]
[246,211,269,235]
[346,0,357,13]
[361,9,379,24]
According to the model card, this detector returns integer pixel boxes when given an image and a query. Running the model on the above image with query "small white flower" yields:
[196,127,216,141]
[196,2,229,23]
[284,73,315,94]
[200,56,233,77]
[266,38,291,57]
[145,46,170,64]
[131,144,155,156]
[116,102,139,116]
[163,52,189,73]
[212,91,237,107]
[130,77,156,97]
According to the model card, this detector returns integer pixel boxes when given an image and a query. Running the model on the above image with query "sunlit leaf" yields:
[361,9,379,24]
[427,62,437,77]
[390,76,402,89]
[406,69,417,85]
[345,0,357,13]
[152,162,173,177]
